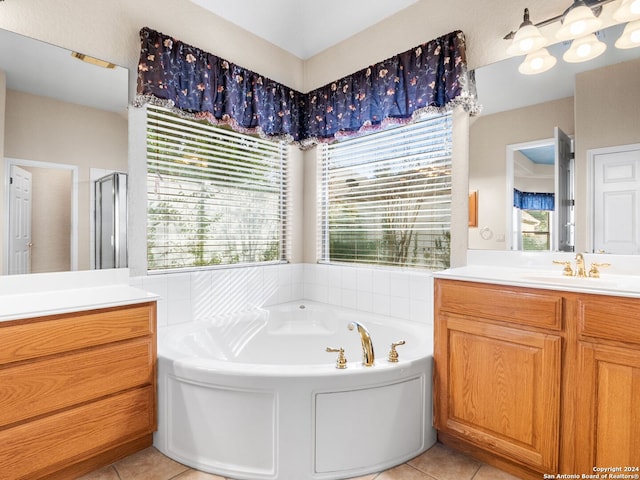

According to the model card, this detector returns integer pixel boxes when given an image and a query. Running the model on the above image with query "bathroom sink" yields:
[520,273,639,293]
[522,274,614,286]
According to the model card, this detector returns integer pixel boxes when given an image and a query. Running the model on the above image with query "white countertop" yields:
[435,264,640,298]
[0,269,158,322]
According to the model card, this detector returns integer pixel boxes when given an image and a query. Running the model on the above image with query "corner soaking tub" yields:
[154,301,435,480]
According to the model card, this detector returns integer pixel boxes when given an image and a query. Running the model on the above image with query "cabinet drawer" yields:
[436,280,563,330]
[0,303,155,365]
[578,296,640,345]
[0,337,154,428]
[0,386,155,480]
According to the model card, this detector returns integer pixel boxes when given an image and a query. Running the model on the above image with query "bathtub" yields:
[154,301,436,480]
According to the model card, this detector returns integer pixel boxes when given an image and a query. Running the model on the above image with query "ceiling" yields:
[0,27,128,114]
[189,0,419,60]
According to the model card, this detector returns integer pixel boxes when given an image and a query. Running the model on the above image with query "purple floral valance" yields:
[135,27,478,148]
[135,27,305,142]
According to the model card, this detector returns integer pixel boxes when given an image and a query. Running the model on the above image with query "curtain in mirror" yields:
[513,189,555,210]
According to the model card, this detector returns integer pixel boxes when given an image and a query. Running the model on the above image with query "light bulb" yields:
[615,20,640,48]
[563,34,606,62]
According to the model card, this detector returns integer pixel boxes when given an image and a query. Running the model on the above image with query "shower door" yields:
[95,172,127,269]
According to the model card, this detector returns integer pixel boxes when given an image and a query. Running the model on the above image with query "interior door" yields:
[554,127,574,252]
[8,165,33,274]
[592,145,640,254]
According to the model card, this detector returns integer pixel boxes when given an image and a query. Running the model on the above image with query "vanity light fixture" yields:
[563,32,607,61]
[615,19,640,47]
[71,51,116,69]
[507,8,548,56]
[518,47,558,74]
[613,0,640,21]
[556,0,603,40]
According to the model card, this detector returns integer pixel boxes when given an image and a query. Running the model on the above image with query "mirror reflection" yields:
[469,22,640,254]
[0,28,128,274]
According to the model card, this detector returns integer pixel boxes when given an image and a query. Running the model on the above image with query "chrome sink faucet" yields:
[348,321,374,366]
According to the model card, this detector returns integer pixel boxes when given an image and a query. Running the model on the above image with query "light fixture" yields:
[71,51,116,69]
[563,33,607,62]
[507,8,548,56]
[556,0,602,41]
[518,48,557,74]
[613,0,640,22]
[615,19,640,48]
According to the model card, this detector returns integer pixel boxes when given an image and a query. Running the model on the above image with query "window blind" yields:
[146,105,289,271]
[319,113,452,270]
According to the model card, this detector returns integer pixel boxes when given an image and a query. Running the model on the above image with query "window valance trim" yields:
[135,27,479,149]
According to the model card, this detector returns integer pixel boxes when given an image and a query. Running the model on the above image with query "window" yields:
[146,106,289,271]
[319,113,452,270]
[515,208,552,251]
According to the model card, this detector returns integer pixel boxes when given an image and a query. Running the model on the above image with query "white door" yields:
[592,145,640,254]
[8,165,33,274]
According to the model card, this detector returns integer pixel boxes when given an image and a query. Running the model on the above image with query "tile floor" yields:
[78,442,523,480]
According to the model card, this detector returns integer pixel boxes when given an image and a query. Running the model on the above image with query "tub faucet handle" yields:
[326,347,347,369]
[388,340,406,363]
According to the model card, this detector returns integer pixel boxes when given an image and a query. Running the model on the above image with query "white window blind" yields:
[319,113,452,270]
[146,105,289,271]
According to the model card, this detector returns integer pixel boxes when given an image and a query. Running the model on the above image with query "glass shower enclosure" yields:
[94,172,127,269]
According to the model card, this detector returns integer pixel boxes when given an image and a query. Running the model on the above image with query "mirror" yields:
[469,22,640,253]
[0,27,128,274]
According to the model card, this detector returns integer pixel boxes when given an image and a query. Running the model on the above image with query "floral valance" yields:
[135,27,478,148]
[136,27,306,143]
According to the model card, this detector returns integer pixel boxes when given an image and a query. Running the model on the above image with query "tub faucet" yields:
[348,321,374,366]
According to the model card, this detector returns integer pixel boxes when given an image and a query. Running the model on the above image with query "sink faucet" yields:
[348,321,374,366]
[574,253,587,278]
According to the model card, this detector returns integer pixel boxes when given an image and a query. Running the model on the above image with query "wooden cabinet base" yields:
[39,434,153,480]
[438,431,542,480]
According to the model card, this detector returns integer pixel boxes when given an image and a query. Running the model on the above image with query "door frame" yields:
[505,138,555,251]
[587,142,640,253]
[4,157,79,274]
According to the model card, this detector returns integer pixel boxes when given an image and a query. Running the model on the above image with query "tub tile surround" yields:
[132,263,434,327]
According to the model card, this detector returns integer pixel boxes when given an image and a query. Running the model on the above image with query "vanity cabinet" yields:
[573,296,640,472]
[434,279,640,480]
[0,302,157,480]
[434,280,563,478]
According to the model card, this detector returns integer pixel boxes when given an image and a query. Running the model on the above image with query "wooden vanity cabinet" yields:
[434,280,563,479]
[573,296,640,472]
[0,302,157,480]
[434,279,640,480]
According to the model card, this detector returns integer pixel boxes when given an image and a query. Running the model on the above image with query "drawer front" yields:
[0,386,155,480]
[0,337,154,428]
[578,296,640,345]
[436,280,563,330]
[0,303,155,365]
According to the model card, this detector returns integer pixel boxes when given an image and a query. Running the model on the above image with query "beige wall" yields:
[4,0,616,272]
[574,58,640,252]
[4,90,127,271]
[468,97,574,250]
[26,166,72,273]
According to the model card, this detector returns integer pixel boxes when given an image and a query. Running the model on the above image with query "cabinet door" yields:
[435,314,561,472]
[575,343,640,472]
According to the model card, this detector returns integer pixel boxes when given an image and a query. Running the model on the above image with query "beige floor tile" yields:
[76,465,120,480]
[113,447,190,480]
[375,463,438,480]
[408,443,481,480]
[346,473,379,480]
[172,469,227,480]
[472,464,524,480]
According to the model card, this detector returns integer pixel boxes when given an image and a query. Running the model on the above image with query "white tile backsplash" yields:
[133,263,434,325]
